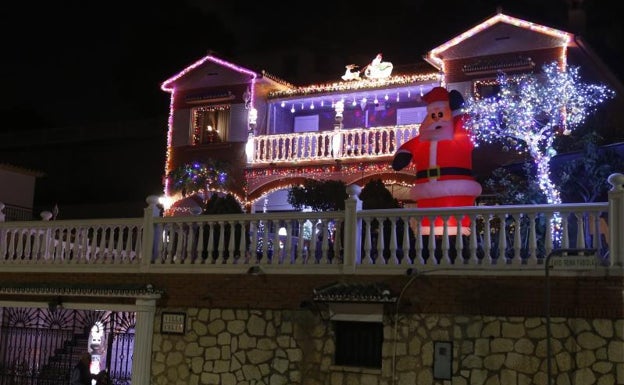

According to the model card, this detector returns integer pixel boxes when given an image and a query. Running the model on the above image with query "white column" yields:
[141,196,160,272]
[342,184,362,273]
[131,298,157,385]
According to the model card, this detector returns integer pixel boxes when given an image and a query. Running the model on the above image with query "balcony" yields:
[1,173,622,276]
[248,124,420,165]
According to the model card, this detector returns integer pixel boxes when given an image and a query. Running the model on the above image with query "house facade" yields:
[159,11,623,215]
[0,10,623,385]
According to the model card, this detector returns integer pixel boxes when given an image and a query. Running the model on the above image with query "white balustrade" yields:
[250,124,420,164]
[0,173,622,275]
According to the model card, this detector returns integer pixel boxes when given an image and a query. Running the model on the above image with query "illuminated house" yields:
[160,11,622,215]
[1,10,624,385]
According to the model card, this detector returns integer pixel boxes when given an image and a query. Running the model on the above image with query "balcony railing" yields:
[249,124,420,164]
[1,173,622,275]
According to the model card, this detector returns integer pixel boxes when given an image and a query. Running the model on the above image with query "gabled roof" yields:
[161,52,260,92]
[425,11,574,69]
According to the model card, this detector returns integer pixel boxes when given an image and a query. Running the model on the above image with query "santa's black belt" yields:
[416,167,473,179]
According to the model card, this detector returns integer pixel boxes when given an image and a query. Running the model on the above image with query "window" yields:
[473,80,501,99]
[192,106,230,144]
[294,115,319,132]
[333,321,383,368]
[397,107,426,125]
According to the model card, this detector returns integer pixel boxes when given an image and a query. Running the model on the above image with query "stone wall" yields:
[151,308,624,385]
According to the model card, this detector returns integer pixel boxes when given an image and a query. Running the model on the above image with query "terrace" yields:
[1,173,622,276]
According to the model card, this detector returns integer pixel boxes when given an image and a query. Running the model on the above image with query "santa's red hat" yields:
[422,87,449,104]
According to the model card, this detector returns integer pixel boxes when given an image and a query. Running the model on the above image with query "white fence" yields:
[1,174,623,275]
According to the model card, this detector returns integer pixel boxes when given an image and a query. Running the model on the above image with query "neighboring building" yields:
[160,10,623,215]
[0,163,43,221]
[0,10,623,385]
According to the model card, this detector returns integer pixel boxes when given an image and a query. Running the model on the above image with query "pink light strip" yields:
[161,54,257,110]
[427,13,573,69]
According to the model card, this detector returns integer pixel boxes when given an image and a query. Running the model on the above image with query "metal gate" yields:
[0,307,135,385]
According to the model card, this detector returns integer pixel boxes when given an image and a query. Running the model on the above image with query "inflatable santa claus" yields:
[392,86,482,234]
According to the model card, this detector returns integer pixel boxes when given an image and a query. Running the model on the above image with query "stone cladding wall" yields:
[151,308,624,385]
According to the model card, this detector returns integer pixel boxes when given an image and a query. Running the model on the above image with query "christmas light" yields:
[426,13,573,71]
[268,73,440,99]
[161,54,258,199]
[464,61,615,205]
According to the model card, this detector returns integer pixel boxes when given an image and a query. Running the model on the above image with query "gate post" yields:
[131,298,157,385]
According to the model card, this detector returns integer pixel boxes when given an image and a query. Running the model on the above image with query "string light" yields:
[268,73,440,99]
[161,53,257,198]
[426,13,572,70]
[465,61,615,205]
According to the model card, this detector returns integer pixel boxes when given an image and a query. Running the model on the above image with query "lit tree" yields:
[168,160,229,197]
[464,62,615,204]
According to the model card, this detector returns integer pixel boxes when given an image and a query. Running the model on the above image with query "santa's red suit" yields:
[392,87,482,233]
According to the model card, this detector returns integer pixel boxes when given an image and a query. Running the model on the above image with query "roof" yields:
[0,163,45,177]
[425,12,574,69]
[160,53,259,92]
[268,71,440,100]
[161,51,291,92]
[312,282,397,303]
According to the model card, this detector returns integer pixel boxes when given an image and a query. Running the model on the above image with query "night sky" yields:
[2,0,622,130]
[1,0,622,217]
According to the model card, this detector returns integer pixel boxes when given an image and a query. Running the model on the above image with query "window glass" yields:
[192,106,230,144]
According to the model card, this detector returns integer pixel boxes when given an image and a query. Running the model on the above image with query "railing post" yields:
[607,173,624,267]
[141,195,161,272]
[40,211,53,259]
[0,202,5,222]
[343,184,362,273]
